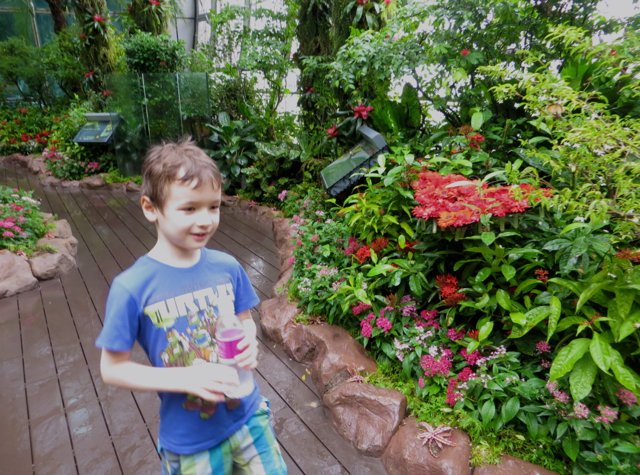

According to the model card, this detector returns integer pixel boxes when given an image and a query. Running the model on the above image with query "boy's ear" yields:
[141,195,159,223]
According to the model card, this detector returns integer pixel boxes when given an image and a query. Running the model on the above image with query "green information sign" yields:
[73,113,121,144]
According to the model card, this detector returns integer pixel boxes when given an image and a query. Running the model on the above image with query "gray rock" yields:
[271,266,294,298]
[323,382,407,457]
[28,251,76,280]
[61,180,80,188]
[28,158,46,174]
[0,250,38,298]
[36,236,78,257]
[53,219,73,239]
[80,175,106,189]
[40,176,62,187]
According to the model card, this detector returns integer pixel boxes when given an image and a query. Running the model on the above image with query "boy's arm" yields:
[100,349,239,402]
[236,309,259,370]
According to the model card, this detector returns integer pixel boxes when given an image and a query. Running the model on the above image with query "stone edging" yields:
[0,153,143,192]
[223,195,559,475]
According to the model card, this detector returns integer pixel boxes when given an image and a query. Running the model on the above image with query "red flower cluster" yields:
[326,125,338,138]
[85,71,94,78]
[93,14,105,22]
[344,236,361,256]
[16,108,28,114]
[436,274,466,306]
[150,0,161,5]
[534,269,549,283]
[355,245,371,264]
[411,172,552,228]
[615,248,640,263]
[446,367,474,406]
[357,0,370,5]
[351,103,373,120]
[460,348,481,365]
[370,237,389,253]
[467,133,485,150]
[396,240,420,252]
[461,48,469,57]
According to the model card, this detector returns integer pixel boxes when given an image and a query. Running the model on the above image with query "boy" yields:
[96,138,287,475]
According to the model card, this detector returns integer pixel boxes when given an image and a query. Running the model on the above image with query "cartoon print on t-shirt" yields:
[143,284,242,418]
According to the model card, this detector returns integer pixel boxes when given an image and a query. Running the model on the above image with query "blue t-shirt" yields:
[95,248,262,455]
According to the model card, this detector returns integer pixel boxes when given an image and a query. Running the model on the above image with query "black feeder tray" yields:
[321,126,389,197]
[73,113,121,144]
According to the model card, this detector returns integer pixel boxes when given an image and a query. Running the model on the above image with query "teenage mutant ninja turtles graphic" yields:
[155,306,241,418]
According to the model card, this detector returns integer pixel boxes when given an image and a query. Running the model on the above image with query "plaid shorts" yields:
[160,398,287,475]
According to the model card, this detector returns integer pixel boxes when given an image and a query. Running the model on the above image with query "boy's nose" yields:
[195,209,214,226]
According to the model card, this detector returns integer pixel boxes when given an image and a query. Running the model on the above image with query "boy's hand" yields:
[236,316,259,370]
[179,363,239,403]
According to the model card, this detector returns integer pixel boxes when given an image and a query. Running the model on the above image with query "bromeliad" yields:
[416,422,457,458]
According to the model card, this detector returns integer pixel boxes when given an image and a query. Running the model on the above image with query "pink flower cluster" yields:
[376,317,392,333]
[459,347,481,366]
[352,302,372,316]
[573,402,590,419]
[595,405,618,424]
[278,189,288,201]
[447,328,466,341]
[446,367,475,406]
[344,237,361,256]
[415,309,440,329]
[360,312,375,338]
[0,216,26,238]
[546,380,570,404]
[420,347,453,377]
[616,387,638,407]
[400,295,418,316]
[536,341,551,354]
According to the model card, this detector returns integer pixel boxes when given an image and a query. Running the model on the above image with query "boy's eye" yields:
[183,207,195,212]
[211,206,219,210]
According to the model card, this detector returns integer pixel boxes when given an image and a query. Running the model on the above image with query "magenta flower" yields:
[447,328,465,341]
[361,322,373,338]
[616,387,638,407]
[278,189,288,201]
[461,48,469,56]
[573,402,590,419]
[376,317,392,333]
[326,125,338,138]
[595,405,618,424]
[351,103,374,120]
[3,230,15,238]
[536,341,551,353]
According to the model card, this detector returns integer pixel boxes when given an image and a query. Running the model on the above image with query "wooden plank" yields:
[67,188,136,271]
[94,190,156,250]
[41,187,112,320]
[105,190,156,235]
[221,212,278,253]
[80,189,149,259]
[24,169,53,215]
[212,231,279,283]
[59,268,160,475]
[0,162,8,186]
[54,188,123,286]
[18,288,77,475]
[0,296,32,475]
[4,162,20,189]
[39,279,123,475]
[222,207,274,238]
[217,220,281,269]
[14,163,32,193]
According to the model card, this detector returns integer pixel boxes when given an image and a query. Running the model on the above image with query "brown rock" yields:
[61,180,80,188]
[41,212,54,220]
[4,153,30,167]
[272,217,294,250]
[28,158,46,174]
[0,250,38,298]
[272,266,294,298]
[303,324,377,395]
[107,182,126,192]
[382,417,471,475]
[80,175,106,189]
[258,295,300,347]
[53,219,73,239]
[125,181,142,192]
[221,194,237,207]
[36,236,78,257]
[40,175,62,187]
[236,199,250,210]
[29,251,76,280]
[474,456,559,475]
[323,382,406,457]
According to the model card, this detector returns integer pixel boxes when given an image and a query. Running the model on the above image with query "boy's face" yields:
[142,179,222,259]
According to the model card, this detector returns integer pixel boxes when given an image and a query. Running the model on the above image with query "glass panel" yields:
[33,0,49,9]
[65,13,76,26]
[177,73,211,148]
[35,13,55,45]
[142,73,182,143]
[105,74,148,177]
[0,12,35,44]
[321,140,378,188]
[106,0,128,11]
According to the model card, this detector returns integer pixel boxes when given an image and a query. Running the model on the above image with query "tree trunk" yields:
[45,0,67,34]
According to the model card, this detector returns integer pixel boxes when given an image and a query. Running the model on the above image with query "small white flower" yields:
[574,216,585,222]
[608,273,617,278]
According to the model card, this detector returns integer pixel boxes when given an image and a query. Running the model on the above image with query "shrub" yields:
[123,32,187,74]
[0,186,50,255]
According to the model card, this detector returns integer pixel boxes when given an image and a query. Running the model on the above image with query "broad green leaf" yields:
[618,310,640,342]
[547,296,562,340]
[569,353,597,401]
[556,422,568,439]
[476,268,492,283]
[613,442,640,453]
[611,420,640,435]
[475,293,490,309]
[560,222,590,235]
[547,277,582,295]
[478,321,494,341]
[496,289,511,311]
[549,339,591,381]
[589,332,612,373]
[510,312,526,325]
[542,238,572,251]
[615,288,635,319]
[367,264,397,277]
[398,235,406,249]
[481,400,495,423]
[452,67,467,82]
[610,349,637,391]
[409,274,421,296]
[471,111,484,130]
[563,432,579,461]
[481,232,496,246]
[400,222,414,237]
[514,279,540,295]
[509,306,550,338]
[576,281,612,312]
[501,397,520,423]
[501,264,516,281]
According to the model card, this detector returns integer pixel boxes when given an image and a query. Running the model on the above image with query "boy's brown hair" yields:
[142,137,223,211]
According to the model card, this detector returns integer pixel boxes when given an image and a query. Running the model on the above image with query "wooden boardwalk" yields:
[0,162,387,475]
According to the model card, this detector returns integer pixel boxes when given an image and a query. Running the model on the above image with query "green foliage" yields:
[124,0,172,35]
[0,38,51,108]
[0,186,49,255]
[123,32,187,74]
[0,108,56,155]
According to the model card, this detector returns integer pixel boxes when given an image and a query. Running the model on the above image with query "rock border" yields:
[0,153,143,193]
[239,199,559,475]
